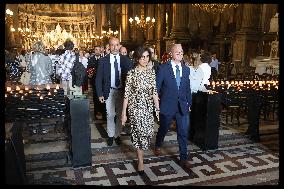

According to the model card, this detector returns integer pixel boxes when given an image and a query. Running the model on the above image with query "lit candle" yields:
[48,92,52,96]
[37,93,40,97]
[54,89,57,93]
[5,94,7,98]
[21,96,24,100]
[46,85,50,90]
[16,86,20,91]
[56,85,59,89]
[40,96,44,100]
[19,90,23,94]
[7,87,11,92]
[29,90,32,93]
[25,86,29,91]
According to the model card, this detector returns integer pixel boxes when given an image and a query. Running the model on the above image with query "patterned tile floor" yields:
[24,86,279,185]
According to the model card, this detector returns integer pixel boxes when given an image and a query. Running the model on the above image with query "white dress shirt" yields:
[171,60,182,78]
[110,54,122,88]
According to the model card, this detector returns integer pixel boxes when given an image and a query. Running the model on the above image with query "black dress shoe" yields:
[138,170,145,176]
[107,137,113,146]
[114,137,121,145]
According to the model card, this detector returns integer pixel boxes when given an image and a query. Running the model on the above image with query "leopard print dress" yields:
[124,67,157,150]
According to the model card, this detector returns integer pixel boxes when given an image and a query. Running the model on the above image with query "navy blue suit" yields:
[155,61,192,161]
[95,54,133,100]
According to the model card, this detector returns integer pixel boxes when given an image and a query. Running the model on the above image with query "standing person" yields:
[119,46,128,56]
[88,46,106,120]
[121,46,160,175]
[104,44,110,56]
[100,45,105,57]
[209,52,220,80]
[95,37,133,146]
[28,41,53,85]
[78,50,89,93]
[57,39,76,95]
[147,47,160,74]
[154,44,192,170]
[199,52,212,90]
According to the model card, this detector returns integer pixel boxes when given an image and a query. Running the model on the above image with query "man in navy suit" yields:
[95,37,133,146]
[154,44,192,170]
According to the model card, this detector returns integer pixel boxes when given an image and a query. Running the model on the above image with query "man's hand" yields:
[99,96,105,103]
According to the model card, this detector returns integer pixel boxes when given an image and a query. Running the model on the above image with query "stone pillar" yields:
[5,4,17,49]
[155,4,166,59]
[165,3,190,55]
[232,4,261,73]
[170,3,190,39]
[146,4,155,42]
[121,4,131,43]
[101,4,107,33]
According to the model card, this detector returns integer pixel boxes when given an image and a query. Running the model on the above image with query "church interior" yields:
[5,4,279,185]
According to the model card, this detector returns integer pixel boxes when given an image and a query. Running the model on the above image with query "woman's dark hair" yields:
[64,39,74,50]
[133,46,152,66]
[200,51,212,64]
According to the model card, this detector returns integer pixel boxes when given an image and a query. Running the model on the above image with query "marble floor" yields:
[24,87,279,185]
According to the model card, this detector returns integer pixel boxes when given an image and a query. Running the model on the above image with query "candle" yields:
[40,96,44,100]
[21,96,24,100]
[54,89,57,93]
[37,93,40,96]
[7,87,11,92]
[25,86,29,91]
[16,86,20,91]
[46,85,50,90]
[56,85,59,89]
[19,90,23,94]
[5,94,7,98]
[48,92,51,96]
[29,90,32,93]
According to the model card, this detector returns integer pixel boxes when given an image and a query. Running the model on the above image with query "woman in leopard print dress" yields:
[121,46,160,174]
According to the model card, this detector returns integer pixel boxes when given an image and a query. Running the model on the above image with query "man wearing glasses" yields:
[154,44,192,172]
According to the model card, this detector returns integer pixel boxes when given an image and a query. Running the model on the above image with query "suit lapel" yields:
[166,61,178,90]
[180,64,187,89]
[105,54,111,78]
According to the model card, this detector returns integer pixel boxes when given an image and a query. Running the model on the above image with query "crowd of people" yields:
[5,37,224,175]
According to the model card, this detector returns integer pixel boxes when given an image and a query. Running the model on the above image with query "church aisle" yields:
[25,85,279,185]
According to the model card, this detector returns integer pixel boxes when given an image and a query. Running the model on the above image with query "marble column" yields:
[146,4,155,42]
[170,3,190,39]
[121,4,130,43]
[232,4,261,73]
[165,3,190,54]
[155,4,166,59]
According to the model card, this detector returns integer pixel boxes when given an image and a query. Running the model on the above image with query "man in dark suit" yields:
[154,44,192,170]
[88,46,106,120]
[96,37,133,146]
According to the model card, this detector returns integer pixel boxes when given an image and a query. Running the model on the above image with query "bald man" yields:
[95,37,133,146]
[154,44,192,171]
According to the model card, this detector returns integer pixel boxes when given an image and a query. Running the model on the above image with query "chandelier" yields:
[43,23,77,49]
[192,4,239,14]
[102,20,119,38]
[129,4,155,32]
